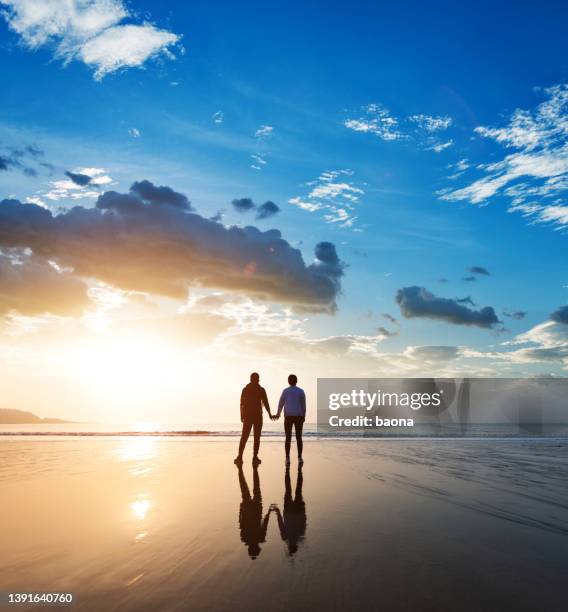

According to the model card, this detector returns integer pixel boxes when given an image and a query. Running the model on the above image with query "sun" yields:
[68,330,190,410]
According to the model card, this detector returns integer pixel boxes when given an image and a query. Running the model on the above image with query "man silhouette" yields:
[235,372,271,465]
[275,374,306,465]
[237,465,270,559]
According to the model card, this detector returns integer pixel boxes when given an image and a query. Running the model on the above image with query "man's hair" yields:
[288,374,297,386]
[250,372,260,382]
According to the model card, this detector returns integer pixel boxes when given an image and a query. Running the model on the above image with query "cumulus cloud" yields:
[212,111,224,124]
[0,181,345,313]
[41,167,113,202]
[0,252,89,316]
[440,84,568,230]
[65,170,92,186]
[1,0,181,80]
[230,197,279,219]
[256,201,279,220]
[551,305,568,325]
[231,197,255,213]
[396,286,500,329]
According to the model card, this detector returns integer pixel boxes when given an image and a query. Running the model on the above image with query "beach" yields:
[1,437,567,611]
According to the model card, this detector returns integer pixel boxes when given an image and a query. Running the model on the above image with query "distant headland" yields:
[0,408,73,424]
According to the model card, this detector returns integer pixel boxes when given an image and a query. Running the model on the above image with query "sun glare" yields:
[68,331,191,409]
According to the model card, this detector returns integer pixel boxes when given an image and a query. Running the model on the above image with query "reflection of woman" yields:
[273,466,306,556]
[237,465,270,559]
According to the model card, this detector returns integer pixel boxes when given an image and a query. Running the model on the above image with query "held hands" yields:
[270,412,281,421]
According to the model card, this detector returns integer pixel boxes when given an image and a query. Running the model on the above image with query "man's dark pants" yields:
[238,417,263,457]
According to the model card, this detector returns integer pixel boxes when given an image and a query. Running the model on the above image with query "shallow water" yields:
[1,439,567,611]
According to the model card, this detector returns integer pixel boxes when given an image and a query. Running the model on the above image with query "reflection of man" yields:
[237,465,270,559]
[235,372,272,466]
[273,466,306,556]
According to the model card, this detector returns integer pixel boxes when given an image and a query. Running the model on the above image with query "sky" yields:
[0,0,567,424]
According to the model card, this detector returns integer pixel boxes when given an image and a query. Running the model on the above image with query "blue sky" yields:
[0,0,567,420]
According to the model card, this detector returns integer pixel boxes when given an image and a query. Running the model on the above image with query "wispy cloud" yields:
[440,84,568,229]
[212,111,224,125]
[254,125,274,139]
[344,104,453,151]
[344,104,403,141]
[250,153,267,170]
[1,0,181,80]
[288,169,364,228]
[409,114,453,132]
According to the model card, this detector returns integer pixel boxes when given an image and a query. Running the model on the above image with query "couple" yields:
[234,372,306,466]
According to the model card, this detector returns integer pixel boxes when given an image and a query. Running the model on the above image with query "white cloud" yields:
[441,84,568,229]
[288,170,363,228]
[409,114,452,132]
[429,140,453,153]
[1,0,180,80]
[36,167,113,203]
[128,127,141,138]
[212,110,224,124]
[344,104,403,141]
[250,153,267,171]
[255,125,274,139]
[345,105,454,151]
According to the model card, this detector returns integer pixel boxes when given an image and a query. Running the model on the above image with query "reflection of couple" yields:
[237,464,306,559]
[234,372,306,467]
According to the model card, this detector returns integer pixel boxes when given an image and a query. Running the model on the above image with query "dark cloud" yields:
[0,252,89,316]
[131,180,192,210]
[462,276,477,282]
[405,346,461,362]
[503,310,527,320]
[377,326,397,338]
[468,266,490,276]
[231,197,280,220]
[438,277,449,283]
[0,145,45,177]
[550,305,568,325]
[456,296,476,307]
[382,313,398,325]
[517,347,568,361]
[0,181,345,313]
[396,286,500,329]
[256,200,280,219]
[231,197,255,212]
[65,171,92,186]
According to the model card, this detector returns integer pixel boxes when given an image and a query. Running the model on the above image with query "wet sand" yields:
[1,438,567,611]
